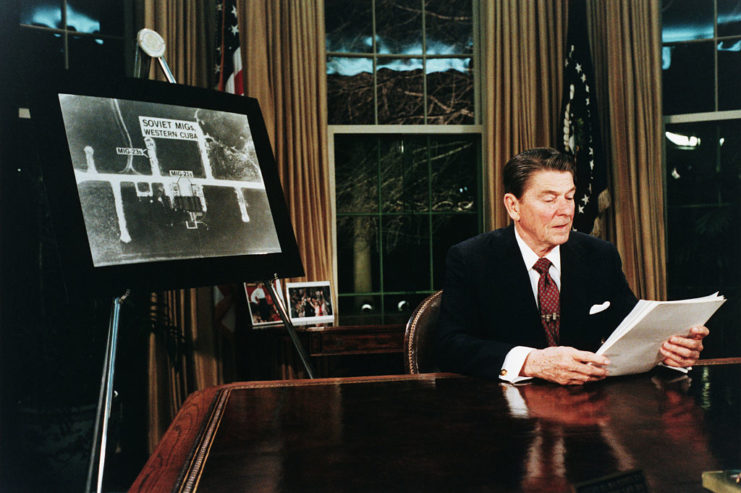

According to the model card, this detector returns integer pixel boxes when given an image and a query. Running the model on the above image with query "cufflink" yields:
[500,369,508,376]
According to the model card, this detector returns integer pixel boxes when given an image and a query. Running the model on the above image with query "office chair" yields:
[403,290,442,374]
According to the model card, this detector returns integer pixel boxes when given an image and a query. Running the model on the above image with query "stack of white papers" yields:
[596,292,726,376]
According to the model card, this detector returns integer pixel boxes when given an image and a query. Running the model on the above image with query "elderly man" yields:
[436,147,708,385]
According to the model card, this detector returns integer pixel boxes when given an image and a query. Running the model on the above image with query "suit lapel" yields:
[559,235,590,336]
[502,226,538,306]
[499,226,542,341]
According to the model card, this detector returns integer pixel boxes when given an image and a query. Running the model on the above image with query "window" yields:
[326,0,482,324]
[19,0,129,74]
[662,0,741,356]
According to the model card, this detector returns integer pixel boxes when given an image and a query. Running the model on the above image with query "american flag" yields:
[215,0,244,95]
[559,0,609,235]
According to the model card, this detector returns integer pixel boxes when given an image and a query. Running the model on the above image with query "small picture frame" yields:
[285,281,334,326]
[244,280,284,328]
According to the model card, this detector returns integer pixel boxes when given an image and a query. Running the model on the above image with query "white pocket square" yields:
[589,301,610,315]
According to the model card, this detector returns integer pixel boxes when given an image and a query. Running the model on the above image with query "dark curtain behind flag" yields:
[559,0,609,235]
[215,0,244,95]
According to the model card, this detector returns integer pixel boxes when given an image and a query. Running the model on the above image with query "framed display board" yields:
[32,74,303,293]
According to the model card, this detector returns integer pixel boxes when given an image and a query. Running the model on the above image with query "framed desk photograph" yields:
[285,281,334,326]
[244,280,284,328]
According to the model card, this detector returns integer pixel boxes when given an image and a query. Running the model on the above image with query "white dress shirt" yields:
[499,226,562,383]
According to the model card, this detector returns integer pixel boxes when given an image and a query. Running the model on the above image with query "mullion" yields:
[63,0,69,70]
[714,0,719,111]
[427,136,434,290]
[376,135,385,317]
[372,0,378,125]
[421,0,428,124]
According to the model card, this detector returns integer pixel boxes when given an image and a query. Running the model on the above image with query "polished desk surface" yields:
[132,361,741,492]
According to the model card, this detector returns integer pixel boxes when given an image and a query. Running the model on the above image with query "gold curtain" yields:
[141,1,211,87]
[481,0,567,229]
[146,289,224,452]
[238,0,332,285]
[587,0,666,299]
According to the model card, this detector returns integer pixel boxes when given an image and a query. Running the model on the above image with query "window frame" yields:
[19,0,132,71]
[326,0,484,323]
[661,0,741,357]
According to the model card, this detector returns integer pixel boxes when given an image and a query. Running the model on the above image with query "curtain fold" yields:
[239,0,332,286]
[481,0,567,230]
[142,0,211,87]
[587,0,666,299]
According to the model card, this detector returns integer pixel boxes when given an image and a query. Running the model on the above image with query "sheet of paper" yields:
[596,293,725,376]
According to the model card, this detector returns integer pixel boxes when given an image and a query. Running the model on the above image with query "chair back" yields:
[403,291,442,374]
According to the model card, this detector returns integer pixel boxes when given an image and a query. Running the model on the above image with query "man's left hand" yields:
[659,326,709,368]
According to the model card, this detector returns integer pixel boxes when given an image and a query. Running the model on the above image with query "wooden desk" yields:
[303,324,404,357]
[132,364,741,492]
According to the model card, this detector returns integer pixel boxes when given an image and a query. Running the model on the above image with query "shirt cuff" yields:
[499,346,535,383]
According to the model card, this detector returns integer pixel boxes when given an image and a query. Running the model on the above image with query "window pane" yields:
[17,28,65,75]
[339,294,382,325]
[718,0,741,37]
[666,120,741,358]
[376,57,424,124]
[718,121,741,204]
[718,39,741,110]
[425,0,473,54]
[432,214,477,289]
[662,42,714,114]
[379,135,428,212]
[68,0,123,36]
[375,0,423,55]
[661,0,713,42]
[337,216,379,294]
[429,135,477,211]
[327,56,374,124]
[20,1,63,28]
[382,214,430,292]
[325,0,372,53]
[666,203,740,357]
[665,123,719,206]
[68,36,124,76]
[667,205,739,293]
[335,135,378,213]
[426,57,473,124]
[384,292,428,323]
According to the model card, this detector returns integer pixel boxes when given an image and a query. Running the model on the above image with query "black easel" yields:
[85,28,315,493]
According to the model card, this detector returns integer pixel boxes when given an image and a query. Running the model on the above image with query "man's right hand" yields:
[521,346,610,385]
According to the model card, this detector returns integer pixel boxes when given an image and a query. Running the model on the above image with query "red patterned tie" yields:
[533,257,560,346]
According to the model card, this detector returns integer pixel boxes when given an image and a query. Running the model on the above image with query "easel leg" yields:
[264,278,315,379]
[85,290,129,493]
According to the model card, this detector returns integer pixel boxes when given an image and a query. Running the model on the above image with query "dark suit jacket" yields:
[436,225,638,379]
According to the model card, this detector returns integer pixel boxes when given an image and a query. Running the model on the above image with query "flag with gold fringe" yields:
[559,0,609,235]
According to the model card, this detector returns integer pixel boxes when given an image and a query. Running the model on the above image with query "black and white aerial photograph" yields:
[58,94,282,266]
